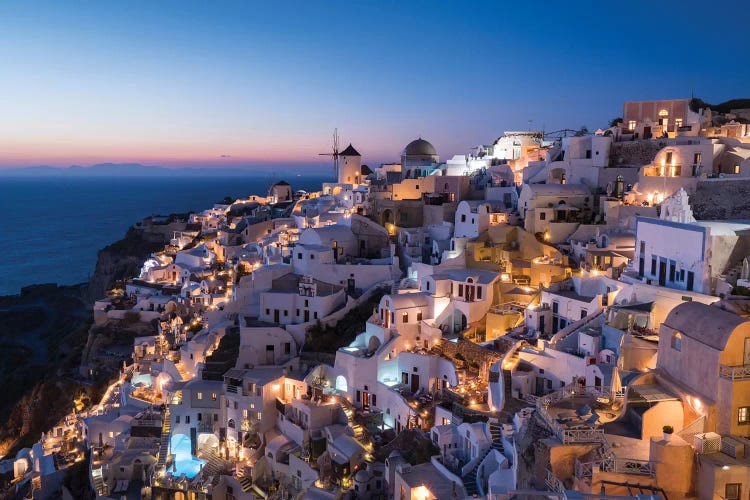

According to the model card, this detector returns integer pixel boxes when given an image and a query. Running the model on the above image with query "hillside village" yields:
[5,97,750,499]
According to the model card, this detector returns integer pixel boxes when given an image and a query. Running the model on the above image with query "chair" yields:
[584,412,600,426]
[576,405,592,417]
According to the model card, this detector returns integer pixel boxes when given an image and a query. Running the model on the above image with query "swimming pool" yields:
[170,434,206,479]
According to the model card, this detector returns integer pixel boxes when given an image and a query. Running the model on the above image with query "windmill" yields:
[319,128,340,180]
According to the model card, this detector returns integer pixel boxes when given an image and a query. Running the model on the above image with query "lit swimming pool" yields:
[170,434,206,479]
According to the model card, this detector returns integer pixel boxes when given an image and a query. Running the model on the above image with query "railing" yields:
[197,421,216,433]
[545,469,565,492]
[719,363,750,380]
[536,385,613,444]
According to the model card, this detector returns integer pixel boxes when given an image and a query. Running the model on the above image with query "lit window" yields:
[675,118,683,128]
[671,333,682,351]
[211,392,217,401]
[628,120,636,130]
[735,165,741,174]
[197,392,203,400]
[739,407,750,425]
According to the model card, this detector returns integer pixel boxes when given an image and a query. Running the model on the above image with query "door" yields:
[410,374,420,393]
[643,126,652,139]
[658,261,667,286]
[304,310,309,322]
[744,338,750,366]
[362,392,370,410]
[687,271,695,291]
[538,315,545,334]
[594,376,602,388]
[274,309,280,323]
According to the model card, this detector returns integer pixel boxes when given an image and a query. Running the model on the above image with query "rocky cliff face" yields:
[690,180,750,220]
[85,219,191,304]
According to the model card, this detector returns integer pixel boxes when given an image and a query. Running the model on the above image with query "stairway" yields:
[175,361,191,381]
[201,451,230,478]
[157,407,171,469]
[239,475,253,493]
[92,467,106,495]
[462,468,479,497]
[489,420,505,454]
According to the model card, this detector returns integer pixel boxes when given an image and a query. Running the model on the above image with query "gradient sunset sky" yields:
[1,0,746,170]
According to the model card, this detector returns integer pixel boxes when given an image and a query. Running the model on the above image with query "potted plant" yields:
[663,425,674,441]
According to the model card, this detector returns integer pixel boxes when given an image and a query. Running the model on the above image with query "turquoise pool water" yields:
[170,434,206,479]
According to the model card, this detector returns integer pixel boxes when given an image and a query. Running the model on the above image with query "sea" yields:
[0,174,332,296]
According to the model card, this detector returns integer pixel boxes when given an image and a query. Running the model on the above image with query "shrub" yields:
[663,425,674,434]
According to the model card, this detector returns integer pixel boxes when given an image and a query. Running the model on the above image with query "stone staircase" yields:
[92,467,107,496]
[238,475,253,493]
[156,407,171,469]
[175,361,191,381]
[489,420,505,454]
[462,467,479,497]
[201,451,231,479]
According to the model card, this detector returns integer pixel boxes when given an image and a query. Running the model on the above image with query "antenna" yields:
[319,128,340,180]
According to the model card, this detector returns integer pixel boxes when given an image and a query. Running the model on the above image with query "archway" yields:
[197,433,219,454]
[453,310,467,334]
[381,209,393,225]
[335,375,348,393]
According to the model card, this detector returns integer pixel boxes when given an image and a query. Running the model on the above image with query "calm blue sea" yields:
[0,175,331,296]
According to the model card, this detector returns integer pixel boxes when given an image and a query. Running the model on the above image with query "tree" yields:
[609,117,623,128]
[574,126,589,137]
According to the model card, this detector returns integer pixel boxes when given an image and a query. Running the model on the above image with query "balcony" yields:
[719,364,750,380]
[197,421,216,433]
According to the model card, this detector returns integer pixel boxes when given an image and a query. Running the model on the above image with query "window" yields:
[234,401,238,409]
[425,281,430,291]
[739,407,750,425]
[284,310,288,317]
[211,392,217,401]
[185,415,190,424]
[735,165,741,174]
[726,483,741,500]
[628,120,636,130]
[693,152,702,165]
[297,253,302,259]
[243,409,248,418]
[477,287,482,300]
[461,214,466,223]
[675,118,683,128]
[284,342,291,354]
[651,257,657,275]
[539,212,546,221]
[197,392,203,400]
[402,312,408,323]
[458,284,463,296]
[671,333,682,352]
[580,310,587,319]
[176,415,180,424]
[265,308,270,315]
[665,151,673,165]
[417,311,422,321]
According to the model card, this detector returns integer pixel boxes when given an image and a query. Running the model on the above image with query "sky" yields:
[0,0,746,171]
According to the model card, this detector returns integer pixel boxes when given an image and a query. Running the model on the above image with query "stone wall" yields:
[609,141,663,167]
[690,179,750,220]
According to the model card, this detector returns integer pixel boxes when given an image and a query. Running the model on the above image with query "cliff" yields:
[690,179,750,220]
[85,216,196,304]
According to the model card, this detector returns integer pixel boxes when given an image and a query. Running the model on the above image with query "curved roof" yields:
[403,138,437,157]
[384,292,430,309]
[663,302,747,350]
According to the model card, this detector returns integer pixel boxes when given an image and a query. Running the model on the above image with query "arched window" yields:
[671,333,682,351]
[658,109,669,117]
